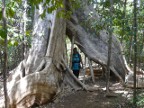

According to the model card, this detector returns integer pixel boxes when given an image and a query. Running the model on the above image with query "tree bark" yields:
[106,0,113,94]
[69,34,75,68]
[21,0,27,77]
[0,0,134,107]
[66,5,129,81]
[133,0,138,106]
[82,56,87,83]
[88,59,95,83]
[1,2,67,107]
[121,0,127,43]
[2,0,8,107]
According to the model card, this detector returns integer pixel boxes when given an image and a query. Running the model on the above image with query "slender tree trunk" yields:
[83,56,87,83]
[69,35,75,68]
[121,0,127,44]
[133,0,137,107]
[22,0,27,59]
[88,59,95,83]
[19,0,27,60]
[21,0,27,77]
[127,36,133,65]
[2,0,8,107]
[0,52,3,74]
[137,36,142,72]
[106,0,113,93]
[64,40,68,65]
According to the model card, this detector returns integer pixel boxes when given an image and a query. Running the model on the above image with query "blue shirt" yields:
[72,53,81,70]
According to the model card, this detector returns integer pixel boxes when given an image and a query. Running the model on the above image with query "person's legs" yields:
[73,70,80,78]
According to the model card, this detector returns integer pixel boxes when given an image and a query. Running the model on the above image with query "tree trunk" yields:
[133,0,138,106]
[121,0,127,44]
[20,0,27,77]
[0,0,134,107]
[66,1,130,82]
[83,56,87,83]
[88,59,95,83]
[1,2,67,107]
[106,0,113,94]
[69,34,75,68]
[127,35,133,65]
[22,0,27,60]
[2,0,8,107]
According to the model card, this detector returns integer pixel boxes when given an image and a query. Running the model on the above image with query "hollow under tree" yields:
[0,0,132,108]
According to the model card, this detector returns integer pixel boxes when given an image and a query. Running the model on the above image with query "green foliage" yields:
[0,28,7,39]
[129,91,144,107]
[0,0,81,71]
[79,0,144,69]
[0,11,2,20]
[8,39,18,46]
[7,7,15,18]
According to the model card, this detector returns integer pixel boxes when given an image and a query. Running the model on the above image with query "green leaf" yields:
[36,5,39,9]
[46,0,50,4]
[14,41,18,46]
[26,30,31,36]
[0,29,7,39]
[40,9,46,19]
[15,0,22,3]
[8,40,18,46]
[7,8,15,17]
[47,7,54,13]
[0,38,4,46]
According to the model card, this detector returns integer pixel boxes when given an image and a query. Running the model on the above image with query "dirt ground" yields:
[38,77,133,108]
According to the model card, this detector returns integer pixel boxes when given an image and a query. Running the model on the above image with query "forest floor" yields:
[39,75,134,108]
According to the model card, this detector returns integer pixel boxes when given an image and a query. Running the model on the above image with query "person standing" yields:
[72,47,83,78]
